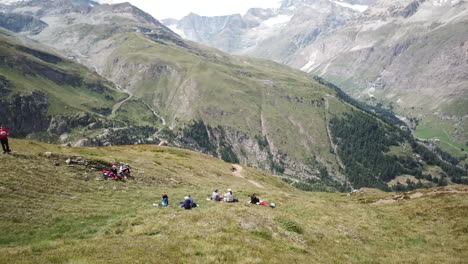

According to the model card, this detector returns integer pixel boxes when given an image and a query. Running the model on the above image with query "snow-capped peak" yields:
[432,0,461,6]
[330,0,368,12]
[0,0,27,5]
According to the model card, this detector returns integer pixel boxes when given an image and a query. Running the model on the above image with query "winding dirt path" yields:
[231,164,264,189]
[111,89,133,116]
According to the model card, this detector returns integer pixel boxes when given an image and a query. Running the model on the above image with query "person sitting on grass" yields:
[120,163,132,180]
[180,195,197,210]
[249,194,276,208]
[224,189,238,203]
[110,165,118,176]
[161,194,169,207]
[250,193,260,204]
[211,189,222,201]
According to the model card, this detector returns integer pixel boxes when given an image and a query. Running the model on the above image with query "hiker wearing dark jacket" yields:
[180,195,197,209]
[250,193,260,204]
[0,126,11,154]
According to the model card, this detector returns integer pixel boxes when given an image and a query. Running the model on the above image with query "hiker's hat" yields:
[112,165,117,169]
[227,188,232,192]
[184,196,189,200]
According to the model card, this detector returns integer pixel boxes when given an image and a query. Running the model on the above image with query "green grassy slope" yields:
[0,29,125,116]
[0,139,467,263]
[98,31,348,179]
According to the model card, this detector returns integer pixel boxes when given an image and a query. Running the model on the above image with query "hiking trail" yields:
[231,164,264,188]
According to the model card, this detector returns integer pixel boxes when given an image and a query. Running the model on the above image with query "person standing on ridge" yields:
[0,126,11,154]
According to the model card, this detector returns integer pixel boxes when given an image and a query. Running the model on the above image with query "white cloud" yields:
[98,0,282,19]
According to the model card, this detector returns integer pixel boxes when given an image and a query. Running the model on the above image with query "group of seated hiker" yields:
[211,188,238,203]
[154,190,275,210]
[103,163,132,181]
[153,194,197,210]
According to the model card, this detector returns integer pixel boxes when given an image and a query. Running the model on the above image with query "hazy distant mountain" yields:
[163,0,377,63]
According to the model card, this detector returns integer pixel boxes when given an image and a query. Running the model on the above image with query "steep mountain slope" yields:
[0,27,166,147]
[163,0,376,63]
[0,139,467,263]
[0,28,123,135]
[163,0,467,158]
[0,0,464,190]
[3,2,465,159]
[292,0,468,157]
[0,0,349,182]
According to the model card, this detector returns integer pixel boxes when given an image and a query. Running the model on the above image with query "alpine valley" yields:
[0,0,466,190]
[165,0,468,159]
[0,1,467,263]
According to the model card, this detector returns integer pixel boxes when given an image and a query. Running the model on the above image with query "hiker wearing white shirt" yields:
[224,189,238,203]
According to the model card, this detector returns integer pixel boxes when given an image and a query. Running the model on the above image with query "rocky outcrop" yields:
[176,120,327,180]
[0,91,50,136]
[0,12,47,34]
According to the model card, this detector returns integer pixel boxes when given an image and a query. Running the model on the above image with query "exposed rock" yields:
[73,138,91,147]
[0,12,48,35]
[43,151,52,158]
[88,122,101,130]
[48,116,70,135]
[59,133,69,143]
[0,91,50,137]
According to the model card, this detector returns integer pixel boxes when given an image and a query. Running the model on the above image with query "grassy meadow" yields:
[0,139,467,263]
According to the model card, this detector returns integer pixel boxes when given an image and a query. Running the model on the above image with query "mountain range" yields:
[0,0,465,191]
[164,0,468,158]
[0,1,466,262]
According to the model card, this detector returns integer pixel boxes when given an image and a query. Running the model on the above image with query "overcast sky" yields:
[99,0,282,20]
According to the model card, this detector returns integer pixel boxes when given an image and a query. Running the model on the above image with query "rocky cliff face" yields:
[0,87,50,137]
[0,12,47,34]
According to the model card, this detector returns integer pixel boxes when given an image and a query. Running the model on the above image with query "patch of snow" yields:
[0,0,27,4]
[432,0,461,6]
[168,25,186,39]
[331,0,368,12]
[350,43,375,51]
[301,60,315,71]
[432,0,448,6]
[300,50,319,72]
[260,14,293,27]
[241,14,292,48]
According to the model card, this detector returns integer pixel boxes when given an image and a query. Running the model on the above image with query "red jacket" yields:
[0,129,9,139]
